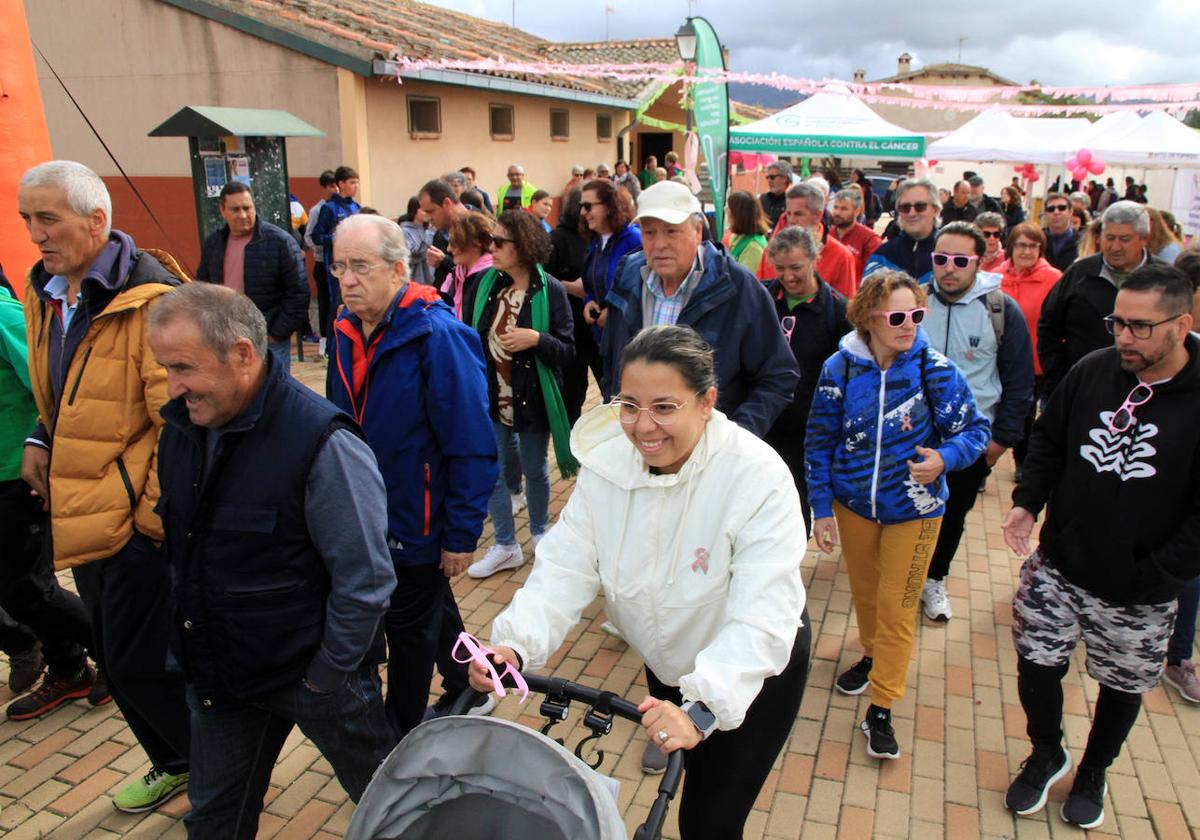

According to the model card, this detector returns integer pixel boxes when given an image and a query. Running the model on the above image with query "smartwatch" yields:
[681,700,718,740]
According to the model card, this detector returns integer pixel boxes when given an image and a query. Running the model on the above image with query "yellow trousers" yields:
[834,502,942,708]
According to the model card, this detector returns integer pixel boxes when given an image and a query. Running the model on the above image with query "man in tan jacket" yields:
[17,161,191,813]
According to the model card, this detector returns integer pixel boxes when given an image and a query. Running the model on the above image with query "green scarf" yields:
[471,267,580,479]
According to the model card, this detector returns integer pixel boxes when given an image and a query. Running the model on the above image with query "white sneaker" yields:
[467,544,524,578]
[511,493,526,516]
[922,578,952,621]
[531,533,544,553]
[600,621,623,639]
[318,337,327,358]
[467,693,497,716]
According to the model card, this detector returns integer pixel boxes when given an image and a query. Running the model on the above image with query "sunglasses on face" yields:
[579,202,598,212]
[492,236,514,248]
[981,230,1002,239]
[1045,204,1070,213]
[931,252,980,269]
[897,202,930,214]
[878,307,927,328]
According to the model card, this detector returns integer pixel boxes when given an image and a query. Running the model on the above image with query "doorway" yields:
[637,132,674,170]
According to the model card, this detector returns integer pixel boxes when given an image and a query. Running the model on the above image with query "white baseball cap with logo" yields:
[635,181,702,225]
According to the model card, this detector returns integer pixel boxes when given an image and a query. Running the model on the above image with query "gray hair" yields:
[896,177,941,211]
[508,164,525,175]
[765,159,794,180]
[442,171,468,189]
[975,211,1005,231]
[148,282,268,360]
[1101,200,1150,236]
[766,225,823,262]
[620,324,717,395]
[785,181,825,214]
[1069,191,1091,207]
[834,188,864,209]
[20,160,113,238]
[334,214,411,271]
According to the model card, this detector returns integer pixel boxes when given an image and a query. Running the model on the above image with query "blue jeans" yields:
[1168,576,1200,665]
[504,433,523,495]
[488,423,549,545]
[184,667,395,840]
[267,339,291,374]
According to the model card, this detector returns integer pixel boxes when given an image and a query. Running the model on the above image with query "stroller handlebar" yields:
[449,674,684,840]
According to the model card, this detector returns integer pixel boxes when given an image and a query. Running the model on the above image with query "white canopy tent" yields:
[926,110,1062,163]
[1082,111,1200,167]
[1011,117,1092,155]
[730,92,925,159]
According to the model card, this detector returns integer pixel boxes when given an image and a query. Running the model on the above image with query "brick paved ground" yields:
[0,349,1197,838]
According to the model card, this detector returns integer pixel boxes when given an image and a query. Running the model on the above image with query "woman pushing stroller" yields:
[468,325,811,840]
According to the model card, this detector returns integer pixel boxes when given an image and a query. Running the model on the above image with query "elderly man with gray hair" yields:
[148,281,397,838]
[760,181,860,296]
[1037,200,1166,393]
[325,214,498,735]
[759,159,794,227]
[864,177,942,284]
[495,163,538,217]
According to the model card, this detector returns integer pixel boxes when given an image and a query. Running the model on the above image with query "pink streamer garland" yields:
[388,55,1200,113]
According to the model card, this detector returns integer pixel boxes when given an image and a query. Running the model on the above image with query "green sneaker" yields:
[112,769,189,813]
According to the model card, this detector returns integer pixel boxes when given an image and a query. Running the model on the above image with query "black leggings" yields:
[927,454,991,581]
[1017,655,1142,770]
[646,615,811,839]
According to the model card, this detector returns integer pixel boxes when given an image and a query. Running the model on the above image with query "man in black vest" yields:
[147,283,397,840]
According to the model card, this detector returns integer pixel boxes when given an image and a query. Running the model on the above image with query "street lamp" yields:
[674,19,697,62]
[674,19,697,133]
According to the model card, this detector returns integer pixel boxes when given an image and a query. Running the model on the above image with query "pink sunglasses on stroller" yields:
[452,632,529,703]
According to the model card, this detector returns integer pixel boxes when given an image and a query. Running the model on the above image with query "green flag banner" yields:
[690,18,729,240]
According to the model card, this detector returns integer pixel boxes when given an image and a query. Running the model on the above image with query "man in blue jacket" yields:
[600,181,800,438]
[195,182,309,373]
[919,222,1034,622]
[309,166,362,333]
[326,214,499,736]
[865,177,940,285]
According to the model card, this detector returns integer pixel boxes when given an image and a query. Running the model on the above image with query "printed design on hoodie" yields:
[1080,412,1159,481]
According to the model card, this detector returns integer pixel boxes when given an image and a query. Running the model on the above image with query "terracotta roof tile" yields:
[182,0,678,100]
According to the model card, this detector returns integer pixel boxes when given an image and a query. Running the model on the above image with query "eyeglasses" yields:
[878,307,927,328]
[781,315,796,343]
[1103,313,1184,340]
[931,252,980,269]
[1045,204,1070,213]
[766,173,787,180]
[1107,382,1153,433]
[579,202,597,213]
[1012,241,1040,250]
[328,260,387,278]
[897,201,930,214]
[981,230,1002,239]
[492,236,514,248]
[451,632,529,702]
[608,398,689,426]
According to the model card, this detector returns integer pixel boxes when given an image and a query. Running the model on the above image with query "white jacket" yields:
[490,405,807,731]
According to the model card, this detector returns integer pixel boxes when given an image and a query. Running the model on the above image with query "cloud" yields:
[420,0,1200,86]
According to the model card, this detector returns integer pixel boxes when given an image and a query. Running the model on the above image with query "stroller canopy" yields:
[345,715,628,840]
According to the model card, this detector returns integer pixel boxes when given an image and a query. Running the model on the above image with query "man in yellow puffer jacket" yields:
[17,161,192,814]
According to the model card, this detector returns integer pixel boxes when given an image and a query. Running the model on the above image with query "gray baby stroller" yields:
[345,674,684,840]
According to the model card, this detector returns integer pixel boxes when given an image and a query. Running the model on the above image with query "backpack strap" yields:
[984,289,1006,344]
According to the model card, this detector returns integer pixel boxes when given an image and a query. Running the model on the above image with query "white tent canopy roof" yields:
[730,92,925,159]
[1011,117,1092,154]
[1082,111,1200,166]
[926,110,1062,163]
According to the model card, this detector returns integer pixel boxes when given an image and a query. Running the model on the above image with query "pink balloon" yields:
[1076,148,1092,165]
[1028,171,1041,182]
[1086,159,1106,175]
[1071,166,1087,182]
[927,159,938,166]
[1066,156,1079,170]
[1013,165,1025,173]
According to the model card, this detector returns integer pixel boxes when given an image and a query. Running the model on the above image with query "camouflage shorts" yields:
[1012,550,1177,694]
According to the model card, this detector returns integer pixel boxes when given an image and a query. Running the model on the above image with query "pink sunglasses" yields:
[452,632,529,703]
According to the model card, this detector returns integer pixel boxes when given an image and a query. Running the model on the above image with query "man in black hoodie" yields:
[1000,264,1200,830]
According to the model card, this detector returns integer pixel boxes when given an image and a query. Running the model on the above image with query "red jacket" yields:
[829,222,882,281]
[759,218,859,298]
[999,256,1061,376]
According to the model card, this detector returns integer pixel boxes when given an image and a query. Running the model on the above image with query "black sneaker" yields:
[8,642,45,694]
[1061,765,1107,829]
[1006,745,1071,815]
[860,704,899,759]
[88,668,112,707]
[422,691,496,722]
[6,666,94,720]
[835,656,872,695]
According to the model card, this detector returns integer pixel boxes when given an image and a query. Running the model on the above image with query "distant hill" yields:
[726,82,804,111]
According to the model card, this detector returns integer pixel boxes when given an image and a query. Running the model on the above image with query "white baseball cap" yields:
[635,180,701,225]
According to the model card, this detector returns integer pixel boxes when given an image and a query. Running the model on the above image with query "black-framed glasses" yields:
[932,252,980,269]
[981,230,1002,239]
[1103,314,1183,340]
[766,173,787,180]
[492,236,514,248]
[897,201,930,214]
[1108,382,1153,433]
[1044,204,1070,213]
[579,202,596,212]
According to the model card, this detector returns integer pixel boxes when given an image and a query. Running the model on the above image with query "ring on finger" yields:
[657,729,669,743]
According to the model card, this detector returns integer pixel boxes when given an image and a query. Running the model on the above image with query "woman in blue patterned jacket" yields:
[805,269,990,761]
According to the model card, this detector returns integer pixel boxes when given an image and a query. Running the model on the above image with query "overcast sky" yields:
[423,0,1200,91]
